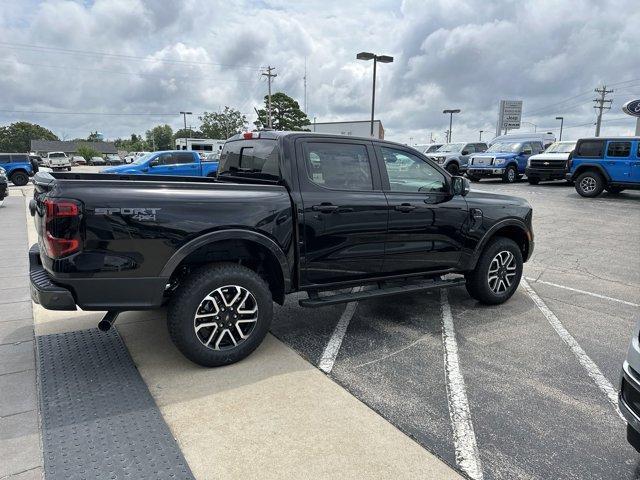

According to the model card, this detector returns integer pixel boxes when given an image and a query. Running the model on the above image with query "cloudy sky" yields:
[0,0,639,144]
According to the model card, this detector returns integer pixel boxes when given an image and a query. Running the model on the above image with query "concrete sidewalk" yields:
[0,195,42,480]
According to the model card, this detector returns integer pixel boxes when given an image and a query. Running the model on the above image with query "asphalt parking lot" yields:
[271,179,640,479]
[4,173,640,479]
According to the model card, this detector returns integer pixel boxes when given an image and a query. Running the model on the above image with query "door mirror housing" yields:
[522,148,532,155]
[461,150,469,155]
[451,176,470,196]
[149,159,159,168]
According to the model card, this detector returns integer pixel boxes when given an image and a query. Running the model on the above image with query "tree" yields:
[76,145,101,161]
[145,124,173,151]
[0,121,58,152]
[86,131,103,142]
[200,107,247,139]
[254,92,310,131]
[174,128,203,140]
[114,133,147,152]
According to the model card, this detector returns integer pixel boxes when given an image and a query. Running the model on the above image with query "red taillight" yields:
[42,198,81,258]
[242,132,259,139]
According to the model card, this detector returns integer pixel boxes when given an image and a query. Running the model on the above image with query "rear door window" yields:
[11,154,28,163]
[576,140,604,158]
[303,142,373,191]
[606,141,631,158]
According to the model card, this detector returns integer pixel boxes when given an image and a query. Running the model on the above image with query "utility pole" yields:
[303,57,308,114]
[443,109,460,143]
[179,111,192,150]
[262,66,277,128]
[593,85,613,137]
[479,130,483,141]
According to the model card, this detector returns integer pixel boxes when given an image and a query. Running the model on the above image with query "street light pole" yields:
[479,130,484,141]
[179,111,192,150]
[442,109,460,143]
[555,116,564,141]
[357,52,394,137]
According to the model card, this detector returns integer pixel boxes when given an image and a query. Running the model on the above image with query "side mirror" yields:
[149,159,159,168]
[522,149,532,156]
[461,150,469,155]
[451,176,470,196]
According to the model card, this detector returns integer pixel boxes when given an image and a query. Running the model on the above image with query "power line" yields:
[593,85,613,136]
[0,59,259,83]
[0,41,262,70]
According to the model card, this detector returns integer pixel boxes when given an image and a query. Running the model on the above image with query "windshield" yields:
[132,153,153,165]
[487,142,522,153]
[436,143,465,153]
[544,142,575,153]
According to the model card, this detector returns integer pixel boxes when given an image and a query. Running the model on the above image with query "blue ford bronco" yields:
[566,137,640,197]
[0,153,39,186]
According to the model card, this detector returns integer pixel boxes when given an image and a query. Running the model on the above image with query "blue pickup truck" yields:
[466,140,545,183]
[102,150,218,177]
[567,137,640,197]
[0,153,39,186]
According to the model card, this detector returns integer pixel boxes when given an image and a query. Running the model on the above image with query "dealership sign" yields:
[622,99,640,117]
[498,100,523,130]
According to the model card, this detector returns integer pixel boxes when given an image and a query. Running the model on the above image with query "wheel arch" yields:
[161,229,291,304]
[468,219,531,270]
[571,163,611,182]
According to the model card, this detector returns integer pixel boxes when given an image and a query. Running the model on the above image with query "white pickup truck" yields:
[44,152,72,171]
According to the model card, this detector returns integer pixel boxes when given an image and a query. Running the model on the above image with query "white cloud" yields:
[0,0,638,143]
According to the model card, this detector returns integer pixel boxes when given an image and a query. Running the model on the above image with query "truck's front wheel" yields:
[465,237,523,305]
[167,263,273,367]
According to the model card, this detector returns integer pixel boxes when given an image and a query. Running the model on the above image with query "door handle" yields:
[394,203,416,213]
[312,203,339,213]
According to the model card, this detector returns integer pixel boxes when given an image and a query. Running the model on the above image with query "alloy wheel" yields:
[580,176,597,194]
[487,250,517,294]
[193,285,258,350]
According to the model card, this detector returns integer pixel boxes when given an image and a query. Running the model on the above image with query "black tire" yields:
[605,186,624,194]
[465,237,523,305]
[528,177,540,185]
[446,163,460,176]
[502,165,518,183]
[167,263,273,367]
[467,174,481,182]
[67,166,72,171]
[575,171,605,197]
[10,171,29,186]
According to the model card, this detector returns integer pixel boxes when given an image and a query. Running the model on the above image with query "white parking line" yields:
[318,288,361,373]
[440,289,484,480]
[521,279,624,420]
[524,277,640,308]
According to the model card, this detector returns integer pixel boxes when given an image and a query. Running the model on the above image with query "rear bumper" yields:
[525,167,566,180]
[29,244,77,310]
[29,244,168,311]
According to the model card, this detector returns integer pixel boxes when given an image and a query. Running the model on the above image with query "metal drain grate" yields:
[37,328,194,480]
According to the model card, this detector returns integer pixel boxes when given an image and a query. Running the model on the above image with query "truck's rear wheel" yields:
[528,177,540,185]
[10,171,28,186]
[167,263,273,367]
[575,171,604,197]
[465,237,523,305]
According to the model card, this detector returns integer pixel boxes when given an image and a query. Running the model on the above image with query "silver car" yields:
[620,321,640,451]
[428,142,488,175]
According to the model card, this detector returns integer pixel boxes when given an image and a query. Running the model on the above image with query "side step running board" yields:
[299,278,466,308]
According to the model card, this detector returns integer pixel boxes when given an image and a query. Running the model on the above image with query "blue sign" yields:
[622,99,640,117]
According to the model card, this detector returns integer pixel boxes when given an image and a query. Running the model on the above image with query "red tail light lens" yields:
[43,199,81,258]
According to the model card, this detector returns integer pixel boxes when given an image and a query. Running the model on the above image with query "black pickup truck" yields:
[29,131,534,367]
